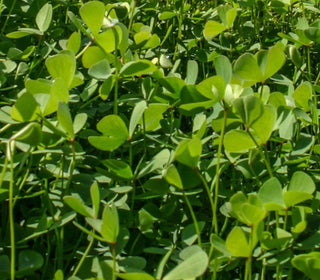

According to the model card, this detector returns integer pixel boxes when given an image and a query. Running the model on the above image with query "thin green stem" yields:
[196,169,215,235]
[72,233,95,276]
[8,142,15,280]
[183,193,202,246]
[212,107,228,234]
[245,255,252,280]
[173,0,184,60]
[0,0,17,36]
[307,46,312,81]
[0,124,12,134]
[128,0,137,34]
[283,209,288,231]
[75,39,93,59]
[261,257,266,280]
[113,73,119,115]
[0,0,3,18]
[247,130,273,178]
[245,226,254,280]
[65,141,76,195]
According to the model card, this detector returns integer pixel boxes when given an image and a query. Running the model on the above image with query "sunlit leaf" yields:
[88,115,129,151]
[226,226,251,257]
[80,1,105,35]
[11,92,41,122]
[203,20,226,41]
[175,137,202,168]
[36,3,53,33]
[120,60,157,77]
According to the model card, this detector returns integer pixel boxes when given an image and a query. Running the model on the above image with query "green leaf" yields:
[102,159,133,180]
[116,23,129,55]
[139,103,169,131]
[88,59,112,80]
[36,3,52,33]
[80,1,105,35]
[45,53,75,88]
[203,20,226,41]
[284,172,315,207]
[289,45,302,68]
[164,165,183,190]
[218,5,237,28]
[257,45,286,81]
[215,55,232,84]
[284,192,313,208]
[73,113,88,134]
[292,252,320,280]
[101,204,119,243]
[292,81,312,111]
[57,102,74,138]
[117,273,155,280]
[25,79,51,95]
[289,171,315,194]
[82,46,106,68]
[6,28,43,38]
[182,222,205,246]
[99,75,116,100]
[241,203,266,225]
[129,100,147,138]
[53,270,64,280]
[120,60,157,77]
[138,149,171,179]
[159,11,176,20]
[163,246,208,280]
[88,115,129,151]
[11,92,41,122]
[224,130,256,153]
[262,228,293,250]
[134,31,151,46]
[159,76,186,96]
[68,11,89,35]
[139,208,156,233]
[84,218,103,236]
[64,196,93,218]
[279,109,296,140]
[251,104,277,144]
[43,78,69,116]
[210,234,231,257]
[185,60,198,85]
[233,95,263,127]
[17,250,43,277]
[258,177,285,211]
[90,182,100,218]
[196,75,226,102]
[226,226,251,257]
[234,53,263,85]
[95,28,117,53]
[145,33,160,49]
[12,122,42,146]
[305,26,320,44]
[229,192,247,220]
[175,137,202,168]
[67,31,81,54]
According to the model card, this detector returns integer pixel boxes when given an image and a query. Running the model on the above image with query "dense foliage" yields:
[1,0,320,279]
